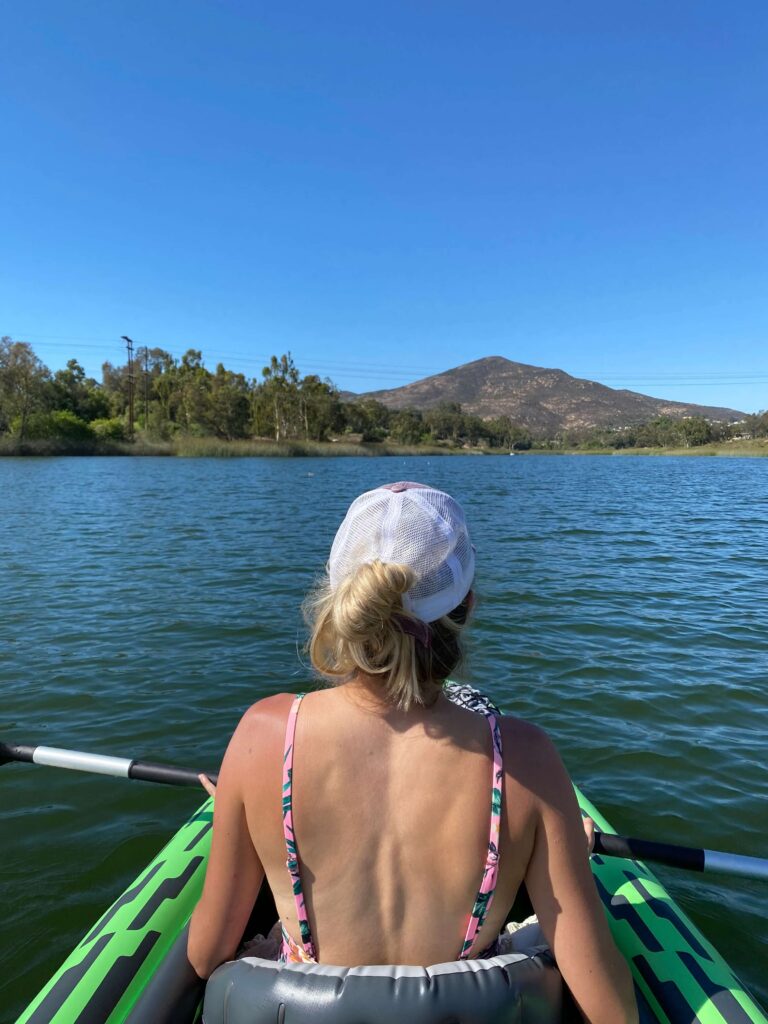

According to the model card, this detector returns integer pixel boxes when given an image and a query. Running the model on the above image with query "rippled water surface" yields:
[1,455,767,1018]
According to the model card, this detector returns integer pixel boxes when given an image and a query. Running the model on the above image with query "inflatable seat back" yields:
[203,949,573,1024]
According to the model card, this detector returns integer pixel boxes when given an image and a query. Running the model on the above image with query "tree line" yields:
[0,338,534,449]
[1,336,766,450]
[542,414,768,450]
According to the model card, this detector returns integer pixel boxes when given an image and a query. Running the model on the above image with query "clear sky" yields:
[2,2,767,413]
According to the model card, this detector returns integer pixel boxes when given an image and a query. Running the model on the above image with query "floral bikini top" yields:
[279,686,504,964]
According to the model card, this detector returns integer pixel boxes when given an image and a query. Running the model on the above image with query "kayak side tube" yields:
[18,788,768,1024]
[15,800,214,1024]
[577,787,767,1024]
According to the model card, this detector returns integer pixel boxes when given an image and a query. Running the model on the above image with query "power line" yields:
[6,332,768,390]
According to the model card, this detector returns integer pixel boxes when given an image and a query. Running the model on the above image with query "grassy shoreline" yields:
[535,439,768,458]
[0,436,481,458]
[1,437,766,458]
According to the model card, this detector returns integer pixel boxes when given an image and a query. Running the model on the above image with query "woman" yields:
[188,482,638,1023]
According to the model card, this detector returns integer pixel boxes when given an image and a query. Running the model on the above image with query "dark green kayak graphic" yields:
[16,794,767,1024]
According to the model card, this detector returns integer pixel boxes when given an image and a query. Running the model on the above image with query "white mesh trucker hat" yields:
[328,482,475,623]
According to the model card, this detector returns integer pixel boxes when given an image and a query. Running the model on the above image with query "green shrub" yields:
[14,410,95,440]
[90,417,127,440]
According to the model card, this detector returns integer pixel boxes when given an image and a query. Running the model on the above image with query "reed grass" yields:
[0,437,174,456]
[3,434,764,458]
[172,437,463,458]
[0,436,469,457]
[0,437,119,456]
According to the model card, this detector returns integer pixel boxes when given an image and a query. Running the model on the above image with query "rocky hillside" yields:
[353,357,744,435]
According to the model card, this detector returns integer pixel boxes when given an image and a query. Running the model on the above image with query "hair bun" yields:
[304,560,467,711]
[333,560,413,641]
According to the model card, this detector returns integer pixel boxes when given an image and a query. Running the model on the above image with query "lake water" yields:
[1,454,766,1018]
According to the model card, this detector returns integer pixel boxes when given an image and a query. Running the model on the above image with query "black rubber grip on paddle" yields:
[594,832,705,872]
[128,759,219,788]
[0,742,36,766]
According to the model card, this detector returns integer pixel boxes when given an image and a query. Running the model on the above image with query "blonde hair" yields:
[304,560,466,710]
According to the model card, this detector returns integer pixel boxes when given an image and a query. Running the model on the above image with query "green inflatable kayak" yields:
[16,785,767,1024]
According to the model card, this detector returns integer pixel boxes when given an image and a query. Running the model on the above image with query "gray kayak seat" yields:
[203,947,572,1024]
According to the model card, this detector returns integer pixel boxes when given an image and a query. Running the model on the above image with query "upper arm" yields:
[187,706,267,978]
[520,727,638,1024]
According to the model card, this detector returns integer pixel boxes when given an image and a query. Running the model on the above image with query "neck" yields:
[339,673,444,716]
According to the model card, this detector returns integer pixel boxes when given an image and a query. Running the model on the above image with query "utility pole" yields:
[143,347,150,431]
[121,336,135,439]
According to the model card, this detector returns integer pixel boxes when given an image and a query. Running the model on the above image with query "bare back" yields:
[189,683,638,1022]
[242,686,538,965]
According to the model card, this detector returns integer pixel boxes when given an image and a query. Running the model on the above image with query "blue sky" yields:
[2,1,767,412]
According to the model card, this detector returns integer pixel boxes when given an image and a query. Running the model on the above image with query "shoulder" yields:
[224,692,300,766]
[498,714,556,759]
[239,691,297,728]
[498,714,574,805]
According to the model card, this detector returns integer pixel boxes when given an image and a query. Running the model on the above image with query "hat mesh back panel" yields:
[329,487,474,621]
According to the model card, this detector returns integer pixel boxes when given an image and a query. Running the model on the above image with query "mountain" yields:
[350,357,745,435]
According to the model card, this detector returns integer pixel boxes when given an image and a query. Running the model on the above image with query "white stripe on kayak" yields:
[703,849,768,881]
[32,746,132,778]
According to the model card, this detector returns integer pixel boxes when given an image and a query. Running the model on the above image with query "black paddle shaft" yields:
[0,742,35,766]
[128,760,219,787]
[594,832,705,872]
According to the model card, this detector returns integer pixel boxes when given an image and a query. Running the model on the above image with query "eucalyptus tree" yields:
[299,374,344,440]
[0,337,51,438]
[175,350,213,434]
[256,353,301,441]
[424,402,464,443]
[744,411,768,439]
[390,408,424,445]
[50,359,110,422]
[209,364,251,439]
[342,399,391,441]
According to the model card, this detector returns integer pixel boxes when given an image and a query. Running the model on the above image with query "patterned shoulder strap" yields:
[459,709,503,959]
[282,693,318,960]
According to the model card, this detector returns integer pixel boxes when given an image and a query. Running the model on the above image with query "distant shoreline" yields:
[1,437,767,458]
[529,440,768,458]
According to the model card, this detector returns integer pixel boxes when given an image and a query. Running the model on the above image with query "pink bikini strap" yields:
[281,693,317,959]
[459,712,503,959]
